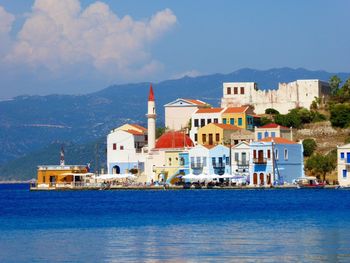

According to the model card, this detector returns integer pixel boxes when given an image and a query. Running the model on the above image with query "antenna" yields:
[60,145,65,166]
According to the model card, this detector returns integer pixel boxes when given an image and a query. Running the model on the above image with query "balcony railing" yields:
[253,158,267,164]
[237,161,249,166]
[212,163,226,168]
[191,163,204,169]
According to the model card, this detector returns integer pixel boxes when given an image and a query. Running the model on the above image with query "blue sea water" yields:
[0,184,350,262]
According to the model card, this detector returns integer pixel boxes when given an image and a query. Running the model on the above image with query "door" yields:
[253,173,258,185]
[209,134,213,145]
[258,150,264,163]
[259,173,264,185]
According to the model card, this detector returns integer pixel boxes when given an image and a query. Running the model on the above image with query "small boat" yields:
[295,176,325,189]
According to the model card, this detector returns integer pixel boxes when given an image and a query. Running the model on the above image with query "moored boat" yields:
[295,176,325,189]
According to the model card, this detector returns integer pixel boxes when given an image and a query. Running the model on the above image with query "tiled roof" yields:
[211,123,242,130]
[129,124,147,131]
[223,106,249,114]
[183,99,207,106]
[125,129,144,135]
[259,123,289,129]
[155,131,194,149]
[196,108,223,113]
[260,137,297,144]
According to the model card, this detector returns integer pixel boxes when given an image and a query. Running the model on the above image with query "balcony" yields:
[237,161,249,167]
[253,158,267,164]
[191,162,204,169]
[213,163,226,169]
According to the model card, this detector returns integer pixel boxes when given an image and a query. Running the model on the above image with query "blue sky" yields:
[0,0,349,98]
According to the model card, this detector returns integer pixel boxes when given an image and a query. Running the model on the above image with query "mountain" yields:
[0,67,349,180]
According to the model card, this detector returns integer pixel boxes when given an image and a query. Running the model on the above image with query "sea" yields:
[0,184,350,262]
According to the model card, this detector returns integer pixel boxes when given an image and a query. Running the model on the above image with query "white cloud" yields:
[172,69,202,79]
[0,6,14,34]
[2,0,177,79]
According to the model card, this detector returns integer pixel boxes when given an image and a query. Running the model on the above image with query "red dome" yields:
[155,131,194,149]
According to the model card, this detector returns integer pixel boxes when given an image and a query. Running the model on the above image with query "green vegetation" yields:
[265,108,280,115]
[259,116,273,126]
[302,138,317,157]
[329,103,350,128]
[156,127,166,138]
[305,151,336,182]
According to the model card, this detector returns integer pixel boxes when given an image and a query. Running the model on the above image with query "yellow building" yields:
[197,123,242,146]
[221,106,256,130]
[37,165,89,187]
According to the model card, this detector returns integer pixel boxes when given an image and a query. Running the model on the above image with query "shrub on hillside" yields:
[265,108,280,115]
[330,103,350,128]
[302,138,317,157]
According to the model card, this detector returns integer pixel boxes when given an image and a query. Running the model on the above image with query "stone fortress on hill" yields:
[221,80,330,114]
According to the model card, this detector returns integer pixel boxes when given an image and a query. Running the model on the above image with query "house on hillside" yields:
[255,123,292,141]
[221,106,259,131]
[337,144,350,187]
[197,123,242,146]
[164,98,208,131]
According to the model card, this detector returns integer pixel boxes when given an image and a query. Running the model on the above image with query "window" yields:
[230,118,234,125]
[253,150,257,159]
[144,135,148,141]
[284,149,288,160]
[168,157,172,166]
[213,118,218,123]
[113,143,117,150]
[207,119,212,124]
[235,152,239,161]
[194,133,198,142]
[267,149,271,159]
[203,157,207,166]
[271,132,276,138]
[180,157,185,166]
[202,134,207,143]
[240,87,245,94]
[216,133,220,142]
[191,157,194,164]
[275,149,279,160]
[194,119,199,127]
[120,145,124,150]
[200,119,205,127]
[238,118,242,126]
[234,87,238,94]
[196,157,201,165]
[257,132,262,140]
[264,131,269,138]
[341,152,345,159]
[343,169,347,178]
[43,176,46,183]
[227,87,231,94]
[212,157,216,165]
[223,118,227,124]
[226,157,230,164]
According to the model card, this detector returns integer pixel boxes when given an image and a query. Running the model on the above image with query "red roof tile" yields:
[125,129,144,135]
[196,108,223,113]
[223,106,249,114]
[155,131,194,149]
[211,123,242,130]
[259,123,289,129]
[260,137,297,144]
[183,99,207,106]
[129,124,147,131]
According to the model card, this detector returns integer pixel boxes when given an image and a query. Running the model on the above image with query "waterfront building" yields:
[255,123,292,141]
[249,137,304,185]
[164,98,208,131]
[197,123,242,146]
[37,165,89,188]
[106,124,147,175]
[221,106,257,130]
[337,143,350,186]
[189,144,230,176]
[189,108,225,143]
[144,131,193,183]
[231,141,250,177]
[221,80,330,114]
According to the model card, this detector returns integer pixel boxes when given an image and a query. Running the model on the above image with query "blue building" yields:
[249,137,304,185]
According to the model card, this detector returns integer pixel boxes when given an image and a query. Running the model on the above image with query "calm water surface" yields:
[0,184,350,262]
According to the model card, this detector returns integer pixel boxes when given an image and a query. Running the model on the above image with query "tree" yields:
[265,108,280,115]
[305,152,336,182]
[329,75,342,96]
[156,127,166,138]
[260,116,272,126]
[302,138,317,157]
[329,103,350,128]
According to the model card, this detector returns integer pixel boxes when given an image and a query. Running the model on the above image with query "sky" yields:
[0,0,349,98]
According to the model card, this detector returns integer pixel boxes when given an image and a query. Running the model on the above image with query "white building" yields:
[189,108,225,144]
[231,141,250,177]
[255,123,293,141]
[337,144,350,187]
[221,80,330,114]
[164,98,208,131]
[107,124,147,174]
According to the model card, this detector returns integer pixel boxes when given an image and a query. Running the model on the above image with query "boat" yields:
[295,176,325,189]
